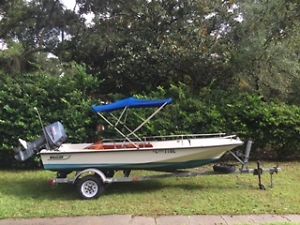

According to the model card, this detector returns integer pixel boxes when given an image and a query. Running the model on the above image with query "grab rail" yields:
[103,133,228,143]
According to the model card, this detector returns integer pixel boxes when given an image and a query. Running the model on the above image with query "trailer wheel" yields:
[76,175,104,200]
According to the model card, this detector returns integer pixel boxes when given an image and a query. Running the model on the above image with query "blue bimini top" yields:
[92,97,173,113]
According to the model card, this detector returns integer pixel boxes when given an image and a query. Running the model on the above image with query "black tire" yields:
[76,175,104,200]
[213,164,236,174]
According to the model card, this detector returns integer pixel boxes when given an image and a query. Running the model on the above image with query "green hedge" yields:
[136,85,300,159]
[0,64,100,168]
[1,77,299,168]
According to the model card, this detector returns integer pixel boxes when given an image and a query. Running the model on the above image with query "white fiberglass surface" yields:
[149,137,242,148]
[40,136,242,153]
[40,144,236,166]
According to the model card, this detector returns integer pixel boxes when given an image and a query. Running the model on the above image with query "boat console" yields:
[14,121,67,161]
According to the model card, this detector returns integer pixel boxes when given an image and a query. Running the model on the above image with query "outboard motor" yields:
[14,121,67,161]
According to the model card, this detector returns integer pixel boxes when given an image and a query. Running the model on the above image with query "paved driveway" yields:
[0,215,300,225]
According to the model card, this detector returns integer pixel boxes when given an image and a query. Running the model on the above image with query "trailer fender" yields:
[74,168,108,184]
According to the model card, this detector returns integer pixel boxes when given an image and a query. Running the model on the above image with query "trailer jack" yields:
[252,161,280,190]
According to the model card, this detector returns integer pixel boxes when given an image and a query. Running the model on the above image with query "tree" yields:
[1,0,300,101]
[229,0,300,102]
[0,0,82,74]
[60,0,243,94]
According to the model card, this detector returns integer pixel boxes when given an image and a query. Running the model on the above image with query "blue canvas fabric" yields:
[92,97,173,113]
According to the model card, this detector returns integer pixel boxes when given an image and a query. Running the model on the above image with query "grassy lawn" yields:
[0,162,299,219]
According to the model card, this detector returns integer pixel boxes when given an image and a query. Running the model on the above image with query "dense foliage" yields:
[1,0,300,100]
[1,76,299,168]
[0,63,99,168]
[137,85,300,159]
[0,0,300,167]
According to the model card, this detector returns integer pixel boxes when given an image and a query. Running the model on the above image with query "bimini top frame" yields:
[92,97,173,147]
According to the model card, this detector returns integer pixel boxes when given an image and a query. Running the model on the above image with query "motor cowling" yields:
[14,121,67,161]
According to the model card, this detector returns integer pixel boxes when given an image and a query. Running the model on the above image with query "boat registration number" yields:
[153,149,176,154]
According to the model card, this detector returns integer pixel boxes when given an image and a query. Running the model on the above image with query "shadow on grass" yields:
[0,174,249,200]
[105,178,255,195]
[0,177,77,200]
[105,181,203,194]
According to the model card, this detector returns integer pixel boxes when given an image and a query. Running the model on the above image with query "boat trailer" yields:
[14,103,280,199]
[49,140,281,199]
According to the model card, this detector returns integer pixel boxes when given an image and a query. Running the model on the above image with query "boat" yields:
[40,135,242,172]
[15,97,243,172]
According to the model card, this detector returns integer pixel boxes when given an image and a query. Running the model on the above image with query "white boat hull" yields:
[40,137,243,171]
